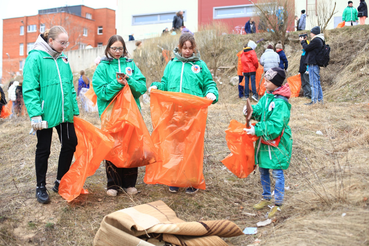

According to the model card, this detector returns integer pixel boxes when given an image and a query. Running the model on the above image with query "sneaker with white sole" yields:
[185,187,198,194]
[253,199,271,210]
[252,95,258,102]
[268,205,283,218]
[106,189,118,196]
[169,186,179,193]
[126,187,138,195]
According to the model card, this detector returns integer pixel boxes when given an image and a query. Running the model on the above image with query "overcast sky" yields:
[0,0,118,78]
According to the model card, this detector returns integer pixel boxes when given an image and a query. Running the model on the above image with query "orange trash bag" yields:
[101,85,157,168]
[144,90,213,190]
[240,63,266,96]
[221,120,258,179]
[286,74,301,98]
[59,117,115,202]
[337,21,345,28]
[0,102,12,119]
[84,82,97,106]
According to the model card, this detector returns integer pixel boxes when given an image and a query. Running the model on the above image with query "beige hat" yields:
[275,43,283,50]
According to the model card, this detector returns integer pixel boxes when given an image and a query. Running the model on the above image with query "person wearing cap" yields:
[300,26,324,105]
[260,44,280,72]
[241,40,259,101]
[357,0,368,25]
[275,42,288,71]
[242,67,292,218]
[343,1,359,26]
[298,10,307,30]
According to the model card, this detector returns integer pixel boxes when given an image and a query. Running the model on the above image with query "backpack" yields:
[316,39,330,67]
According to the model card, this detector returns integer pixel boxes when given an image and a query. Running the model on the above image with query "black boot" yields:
[36,185,50,204]
[52,180,60,193]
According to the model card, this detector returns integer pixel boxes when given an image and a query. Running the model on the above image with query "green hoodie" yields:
[252,89,292,170]
[23,35,79,128]
[342,6,358,22]
[92,56,147,117]
[151,48,218,103]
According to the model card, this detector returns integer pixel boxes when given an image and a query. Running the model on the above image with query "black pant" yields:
[35,122,77,186]
[105,161,137,190]
[300,72,311,99]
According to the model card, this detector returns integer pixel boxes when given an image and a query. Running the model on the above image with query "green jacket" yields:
[342,6,358,22]
[151,48,219,103]
[23,35,79,128]
[92,57,147,117]
[252,88,292,170]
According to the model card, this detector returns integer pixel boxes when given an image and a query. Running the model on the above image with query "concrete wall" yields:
[116,0,198,40]
[295,0,368,31]
[65,40,136,72]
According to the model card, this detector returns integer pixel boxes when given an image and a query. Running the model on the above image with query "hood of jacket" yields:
[173,47,200,62]
[271,83,291,99]
[100,56,131,64]
[32,34,61,59]
[313,33,325,42]
[243,47,253,53]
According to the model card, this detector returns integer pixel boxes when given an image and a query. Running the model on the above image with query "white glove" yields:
[206,93,216,101]
[244,125,255,135]
[243,105,247,116]
[148,86,157,94]
[31,116,43,131]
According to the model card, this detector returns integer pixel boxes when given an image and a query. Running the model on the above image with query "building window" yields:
[20,43,24,56]
[20,60,24,70]
[132,11,186,25]
[307,0,317,16]
[27,25,37,32]
[213,5,256,19]
[97,26,103,35]
[83,28,88,36]
[79,43,86,49]
[40,24,45,33]
[97,42,103,47]
[20,26,24,35]
[27,43,35,54]
[86,13,92,19]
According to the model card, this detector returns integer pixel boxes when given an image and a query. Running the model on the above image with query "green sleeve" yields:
[70,69,79,116]
[201,61,219,104]
[254,100,290,140]
[92,63,124,102]
[22,55,43,119]
[151,61,171,91]
[251,97,264,121]
[127,62,147,99]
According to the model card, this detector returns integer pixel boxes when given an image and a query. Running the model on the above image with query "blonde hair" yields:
[43,26,67,43]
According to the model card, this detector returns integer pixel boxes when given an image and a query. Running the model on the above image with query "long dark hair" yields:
[104,35,128,58]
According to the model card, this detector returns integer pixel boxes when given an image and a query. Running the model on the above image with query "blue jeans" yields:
[238,75,244,98]
[243,74,257,98]
[309,65,323,103]
[259,167,284,205]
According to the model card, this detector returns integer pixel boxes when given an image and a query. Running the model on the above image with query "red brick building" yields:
[2,5,115,82]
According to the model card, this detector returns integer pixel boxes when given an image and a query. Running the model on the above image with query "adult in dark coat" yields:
[172,11,184,31]
[358,0,368,25]
[298,36,311,99]
[245,18,256,34]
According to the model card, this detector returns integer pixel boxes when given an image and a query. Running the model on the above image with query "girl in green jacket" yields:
[93,35,147,197]
[243,67,292,218]
[23,26,79,204]
[148,33,219,194]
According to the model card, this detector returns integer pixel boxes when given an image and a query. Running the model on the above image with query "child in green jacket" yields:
[243,67,293,217]
[148,33,219,194]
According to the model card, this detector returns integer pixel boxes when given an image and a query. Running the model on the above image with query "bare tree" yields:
[247,0,295,45]
[314,0,338,33]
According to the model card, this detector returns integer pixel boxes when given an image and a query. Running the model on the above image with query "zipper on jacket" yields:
[180,62,185,92]
[54,58,65,122]
[118,59,121,73]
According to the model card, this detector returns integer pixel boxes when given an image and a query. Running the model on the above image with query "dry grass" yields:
[1,26,369,246]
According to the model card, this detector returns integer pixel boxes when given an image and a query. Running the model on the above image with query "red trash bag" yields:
[59,117,115,202]
[144,90,213,190]
[101,85,157,168]
[337,21,345,28]
[0,102,12,119]
[221,120,258,179]
[240,63,265,96]
[84,82,97,106]
[287,74,301,98]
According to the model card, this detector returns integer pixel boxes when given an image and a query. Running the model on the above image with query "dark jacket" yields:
[277,49,288,70]
[358,0,368,17]
[245,20,256,34]
[172,15,184,29]
[0,87,7,114]
[301,34,324,65]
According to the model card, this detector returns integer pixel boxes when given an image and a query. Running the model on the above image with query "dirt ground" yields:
[1,26,369,245]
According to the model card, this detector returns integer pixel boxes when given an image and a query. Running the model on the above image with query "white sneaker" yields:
[126,187,138,195]
[106,189,118,196]
[252,95,259,102]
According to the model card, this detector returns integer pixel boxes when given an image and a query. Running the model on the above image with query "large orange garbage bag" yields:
[0,102,12,119]
[101,85,157,168]
[240,63,265,96]
[59,117,115,202]
[337,21,345,28]
[144,90,213,190]
[221,120,258,179]
[84,82,97,106]
[287,74,301,98]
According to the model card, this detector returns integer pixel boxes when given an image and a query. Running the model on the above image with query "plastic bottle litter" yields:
[256,219,272,227]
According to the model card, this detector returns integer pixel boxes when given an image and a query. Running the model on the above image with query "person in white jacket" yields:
[260,45,280,72]
[8,81,19,118]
